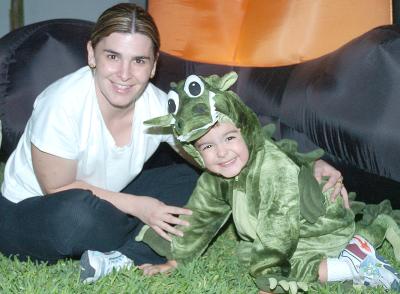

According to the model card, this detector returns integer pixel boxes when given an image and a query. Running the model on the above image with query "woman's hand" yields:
[313,159,349,208]
[132,196,192,241]
[139,260,178,276]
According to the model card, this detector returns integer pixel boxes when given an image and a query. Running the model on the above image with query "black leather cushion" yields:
[282,25,400,181]
[279,25,400,204]
[155,25,400,182]
[154,25,400,205]
[0,19,94,158]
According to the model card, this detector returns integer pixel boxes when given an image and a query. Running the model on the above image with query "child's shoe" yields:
[339,235,400,291]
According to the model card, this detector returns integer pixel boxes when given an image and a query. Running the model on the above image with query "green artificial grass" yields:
[0,226,398,294]
[0,162,399,293]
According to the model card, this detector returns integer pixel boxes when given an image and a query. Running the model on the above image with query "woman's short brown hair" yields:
[90,3,160,58]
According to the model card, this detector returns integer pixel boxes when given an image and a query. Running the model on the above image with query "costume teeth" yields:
[209,92,217,122]
[177,121,216,142]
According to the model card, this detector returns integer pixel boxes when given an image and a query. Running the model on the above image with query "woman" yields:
[0,3,346,283]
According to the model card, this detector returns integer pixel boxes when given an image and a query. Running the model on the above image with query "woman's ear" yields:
[87,41,96,68]
[150,52,159,78]
[150,63,157,78]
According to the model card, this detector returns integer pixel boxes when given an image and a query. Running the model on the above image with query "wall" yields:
[1,0,147,38]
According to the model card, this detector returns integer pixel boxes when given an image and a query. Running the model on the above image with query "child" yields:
[138,72,400,293]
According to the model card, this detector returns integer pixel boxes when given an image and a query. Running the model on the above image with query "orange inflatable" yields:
[149,0,392,66]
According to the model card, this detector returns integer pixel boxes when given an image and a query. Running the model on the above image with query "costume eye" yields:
[167,90,179,115]
[184,75,204,98]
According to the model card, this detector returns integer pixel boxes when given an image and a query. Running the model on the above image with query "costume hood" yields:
[145,72,264,168]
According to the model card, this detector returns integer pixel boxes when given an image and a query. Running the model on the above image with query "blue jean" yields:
[0,162,199,265]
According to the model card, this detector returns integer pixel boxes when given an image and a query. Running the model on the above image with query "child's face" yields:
[195,122,249,178]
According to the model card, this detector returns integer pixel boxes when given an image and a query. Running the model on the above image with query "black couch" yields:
[1,19,399,206]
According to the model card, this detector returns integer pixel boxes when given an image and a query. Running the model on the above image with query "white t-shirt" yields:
[1,66,174,203]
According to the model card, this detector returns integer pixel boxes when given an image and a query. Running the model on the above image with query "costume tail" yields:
[356,214,400,261]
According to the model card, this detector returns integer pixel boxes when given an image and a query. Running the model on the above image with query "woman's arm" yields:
[31,144,192,240]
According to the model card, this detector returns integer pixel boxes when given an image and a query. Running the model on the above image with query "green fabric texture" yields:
[135,225,172,260]
[255,276,309,293]
[142,72,400,292]
[298,165,326,223]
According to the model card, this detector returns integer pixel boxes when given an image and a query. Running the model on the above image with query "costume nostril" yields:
[192,103,207,114]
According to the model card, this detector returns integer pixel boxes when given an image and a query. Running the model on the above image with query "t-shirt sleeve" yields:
[164,133,176,146]
[30,93,79,160]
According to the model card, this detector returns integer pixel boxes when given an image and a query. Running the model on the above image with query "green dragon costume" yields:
[139,72,400,293]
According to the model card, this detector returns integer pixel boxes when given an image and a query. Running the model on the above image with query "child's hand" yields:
[139,260,178,276]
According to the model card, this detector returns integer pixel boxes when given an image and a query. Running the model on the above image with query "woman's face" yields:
[87,32,157,110]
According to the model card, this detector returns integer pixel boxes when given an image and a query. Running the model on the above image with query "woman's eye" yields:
[107,54,117,60]
[135,58,145,64]
[226,136,236,141]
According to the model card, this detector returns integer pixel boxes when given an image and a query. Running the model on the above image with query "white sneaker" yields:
[80,250,133,283]
[339,235,400,291]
